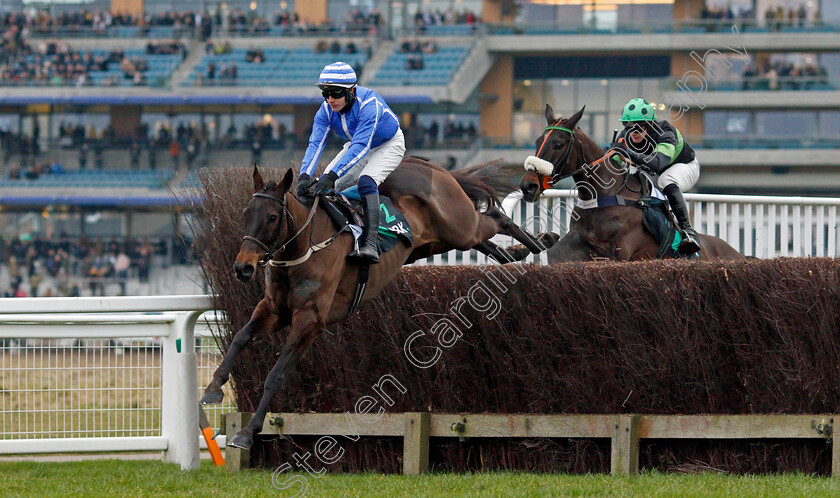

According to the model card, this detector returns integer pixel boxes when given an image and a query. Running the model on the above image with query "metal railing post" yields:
[161,311,202,470]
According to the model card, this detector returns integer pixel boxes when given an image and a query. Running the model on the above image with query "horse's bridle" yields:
[242,192,348,268]
[241,190,298,267]
[534,124,642,196]
[534,122,588,188]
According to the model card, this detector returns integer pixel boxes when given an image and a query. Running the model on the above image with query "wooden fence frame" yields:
[223,412,839,475]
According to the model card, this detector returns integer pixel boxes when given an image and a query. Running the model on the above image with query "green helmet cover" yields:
[620,98,657,122]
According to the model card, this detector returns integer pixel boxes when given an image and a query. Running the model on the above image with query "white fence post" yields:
[160,311,203,471]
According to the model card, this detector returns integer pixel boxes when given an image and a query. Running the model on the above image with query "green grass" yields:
[4,460,840,497]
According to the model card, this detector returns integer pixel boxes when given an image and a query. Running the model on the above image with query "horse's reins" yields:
[243,192,347,268]
[588,147,643,196]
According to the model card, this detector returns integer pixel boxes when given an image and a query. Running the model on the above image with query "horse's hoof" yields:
[538,232,561,249]
[227,432,253,450]
[504,244,530,262]
[200,388,224,405]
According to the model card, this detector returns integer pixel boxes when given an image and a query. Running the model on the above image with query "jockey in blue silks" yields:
[297,61,405,264]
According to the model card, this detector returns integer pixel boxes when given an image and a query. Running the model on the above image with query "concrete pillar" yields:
[479,55,514,140]
[293,105,317,146]
[673,0,704,20]
[109,106,141,141]
[681,110,704,137]
[482,0,516,24]
[111,0,143,17]
[297,0,328,25]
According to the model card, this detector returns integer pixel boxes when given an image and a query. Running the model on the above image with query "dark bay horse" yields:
[518,105,742,262]
[202,160,555,450]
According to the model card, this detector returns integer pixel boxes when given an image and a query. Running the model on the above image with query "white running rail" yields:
[0,295,214,470]
[414,191,840,265]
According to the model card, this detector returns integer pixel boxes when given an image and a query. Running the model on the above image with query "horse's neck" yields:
[572,138,618,201]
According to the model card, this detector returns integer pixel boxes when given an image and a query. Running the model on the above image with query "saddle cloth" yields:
[635,169,700,259]
[318,186,413,255]
[639,197,682,258]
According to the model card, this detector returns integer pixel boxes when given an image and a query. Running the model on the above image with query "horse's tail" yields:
[451,159,522,207]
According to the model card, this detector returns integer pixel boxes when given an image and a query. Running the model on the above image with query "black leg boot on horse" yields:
[350,175,380,264]
[662,183,701,255]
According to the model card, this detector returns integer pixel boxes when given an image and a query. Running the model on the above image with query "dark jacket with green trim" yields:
[612,120,695,174]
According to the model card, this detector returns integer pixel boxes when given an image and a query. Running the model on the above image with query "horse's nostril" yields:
[235,263,255,281]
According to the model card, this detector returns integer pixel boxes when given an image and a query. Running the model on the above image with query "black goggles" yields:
[623,122,646,131]
[321,88,346,99]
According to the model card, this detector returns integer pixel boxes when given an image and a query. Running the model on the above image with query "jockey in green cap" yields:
[612,98,701,255]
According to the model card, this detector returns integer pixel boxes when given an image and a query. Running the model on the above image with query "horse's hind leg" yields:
[228,305,324,450]
[484,206,559,254]
[201,298,286,404]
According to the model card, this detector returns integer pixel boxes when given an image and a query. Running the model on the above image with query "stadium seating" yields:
[0,170,173,189]
[19,49,182,87]
[183,48,368,87]
[369,45,470,87]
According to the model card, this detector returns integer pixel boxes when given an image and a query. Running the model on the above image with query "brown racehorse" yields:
[518,105,742,262]
[202,160,557,450]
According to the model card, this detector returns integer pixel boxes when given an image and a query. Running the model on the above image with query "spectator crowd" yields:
[413,8,480,30]
[0,235,175,297]
[764,4,816,30]
[742,58,828,90]
[700,3,818,30]
[399,38,437,71]
[0,39,185,87]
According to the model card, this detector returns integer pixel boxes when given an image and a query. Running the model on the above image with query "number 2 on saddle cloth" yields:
[320,187,413,256]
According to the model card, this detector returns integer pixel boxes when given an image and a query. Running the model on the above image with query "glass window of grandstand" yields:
[703,111,838,148]
[698,51,838,91]
[703,1,835,27]
[144,0,293,19]
[51,113,110,150]
[515,77,665,147]
[415,113,478,148]
[513,55,671,146]
[513,1,672,33]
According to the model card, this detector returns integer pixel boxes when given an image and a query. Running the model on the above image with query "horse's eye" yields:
[554,141,565,150]
[268,214,279,223]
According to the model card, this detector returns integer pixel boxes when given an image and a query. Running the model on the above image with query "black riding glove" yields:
[312,171,338,197]
[296,173,311,198]
[625,149,653,173]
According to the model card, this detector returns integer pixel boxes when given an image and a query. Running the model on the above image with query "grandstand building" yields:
[1,0,838,294]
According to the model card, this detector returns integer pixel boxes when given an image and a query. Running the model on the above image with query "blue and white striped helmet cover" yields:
[317,61,357,88]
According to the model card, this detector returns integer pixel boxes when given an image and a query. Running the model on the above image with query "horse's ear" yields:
[278,168,294,193]
[564,105,586,130]
[252,164,264,192]
[544,104,555,125]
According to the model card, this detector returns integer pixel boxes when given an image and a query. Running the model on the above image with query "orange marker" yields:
[199,404,225,466]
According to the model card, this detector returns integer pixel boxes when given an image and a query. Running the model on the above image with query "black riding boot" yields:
[351,193,381,264]
[662,184,701,255]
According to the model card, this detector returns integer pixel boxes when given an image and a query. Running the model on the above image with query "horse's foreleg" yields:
[474,240,518,264]
[484,207,559,254]
[227,306,323,450]
[201,298,285,405]
[546,232,594,263]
